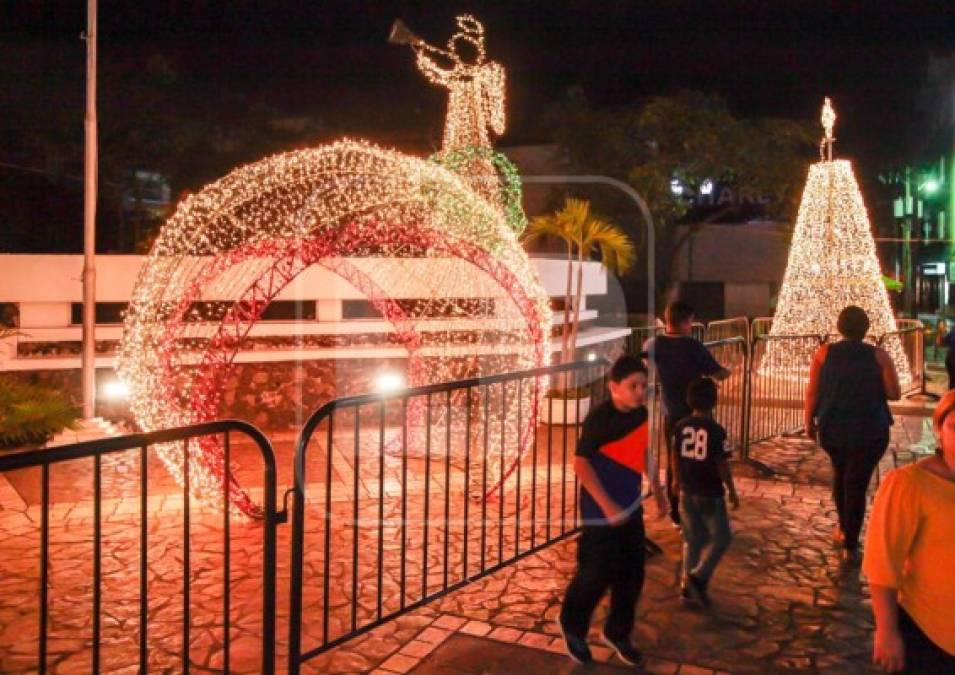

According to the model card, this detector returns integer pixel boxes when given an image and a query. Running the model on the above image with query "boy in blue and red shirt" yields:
[558,355,653,666]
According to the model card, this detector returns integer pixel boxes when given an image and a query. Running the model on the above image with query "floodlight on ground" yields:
[375,372,406,394]
[103,379,129,400]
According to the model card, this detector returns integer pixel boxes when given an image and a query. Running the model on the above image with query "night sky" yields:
[3,1,953,165]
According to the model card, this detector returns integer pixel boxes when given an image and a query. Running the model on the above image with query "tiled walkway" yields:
[348,415,932,675]
[0,409,935,673]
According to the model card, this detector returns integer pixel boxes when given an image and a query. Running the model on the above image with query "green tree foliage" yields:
[1,48,326,252]
[545,89,816,278]
[0,376,80,449]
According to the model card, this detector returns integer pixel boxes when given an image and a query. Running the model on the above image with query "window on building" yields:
[71,302,128,325]
[0,302,17,328]
[341,298,497,320]
[260,300,317,321]
[69,300,317,324]
[342,300,383,319]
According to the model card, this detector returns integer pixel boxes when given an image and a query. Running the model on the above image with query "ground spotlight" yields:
[374,371,406,394]
[103,379,129,400]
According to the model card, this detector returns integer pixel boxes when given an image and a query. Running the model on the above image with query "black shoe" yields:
[680,583,697,606]
[557,615,592,664]
[688,574,711,608]
[601,631,644,667]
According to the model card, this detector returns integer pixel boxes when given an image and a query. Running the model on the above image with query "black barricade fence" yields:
[751,317,773,340]
[879,324,923,395]
[704,318,750,345]
[0,421,280,674]
[0,317,928,672]
[706,337,748,454]
[287,359,609,672]
[626,324,661,357]
[748,323,925,448]
[748,334,824,445]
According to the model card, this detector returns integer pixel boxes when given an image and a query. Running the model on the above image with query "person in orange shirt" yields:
[863,390,955,673]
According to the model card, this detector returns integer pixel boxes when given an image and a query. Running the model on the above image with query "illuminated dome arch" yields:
[117,139,551,516]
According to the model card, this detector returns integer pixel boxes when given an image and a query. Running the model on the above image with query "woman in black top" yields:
[805,306,901,557]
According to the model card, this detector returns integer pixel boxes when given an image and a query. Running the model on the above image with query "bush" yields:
[0,377,80,449]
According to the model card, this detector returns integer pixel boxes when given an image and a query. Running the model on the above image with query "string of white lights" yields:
[118,15,551,516]
[764,98,910,386]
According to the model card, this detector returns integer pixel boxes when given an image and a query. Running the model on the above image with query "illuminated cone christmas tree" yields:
[764,98,910,386]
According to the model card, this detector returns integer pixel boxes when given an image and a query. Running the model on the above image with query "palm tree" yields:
[524,200,579,364]
[525,198,636,374]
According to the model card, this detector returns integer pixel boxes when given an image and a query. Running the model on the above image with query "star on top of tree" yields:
[821,97,836,161]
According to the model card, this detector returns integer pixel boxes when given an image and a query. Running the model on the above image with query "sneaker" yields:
[557,615,592,664]
[601,631,644,667]
[688,574,711,608]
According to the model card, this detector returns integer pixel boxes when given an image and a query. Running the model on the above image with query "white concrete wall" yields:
[0,253,620,371]
[673,222,790,285]
[0,254,604,311]
[725,283,772,318]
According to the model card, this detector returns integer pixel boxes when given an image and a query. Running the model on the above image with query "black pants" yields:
[946,348,955,390]
[664,417,680,525]
[822,431,889,549]
[899,606,955,673]
[560,512,645,641]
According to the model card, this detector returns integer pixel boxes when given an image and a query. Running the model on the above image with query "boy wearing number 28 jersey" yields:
[671,377,739,608]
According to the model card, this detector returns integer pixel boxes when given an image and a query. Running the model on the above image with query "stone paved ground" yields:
[410,634,631,673]
[0,406,935,673]
[358,413,933,675]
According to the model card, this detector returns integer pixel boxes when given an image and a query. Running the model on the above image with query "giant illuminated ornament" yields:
[118,17,550,516]
[763,98,910,384]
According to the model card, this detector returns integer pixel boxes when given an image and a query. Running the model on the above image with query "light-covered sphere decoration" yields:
[117,140,552,517]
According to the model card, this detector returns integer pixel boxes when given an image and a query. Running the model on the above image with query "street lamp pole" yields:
[903,167,917,317]
[81,0,98,418]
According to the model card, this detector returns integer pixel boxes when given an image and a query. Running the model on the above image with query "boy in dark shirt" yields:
[671,377,739,608]
[645,301,730,525]
[558,355,651,666]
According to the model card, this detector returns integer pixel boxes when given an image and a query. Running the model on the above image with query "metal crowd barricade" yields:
[705,337,749,454]
[704,317,750,345]
[751,316,774,340]
[626,323,662,356]
[879,321,928,397]
[286,359,608,673]
[0,420,280,674]
[746,334,825,448]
